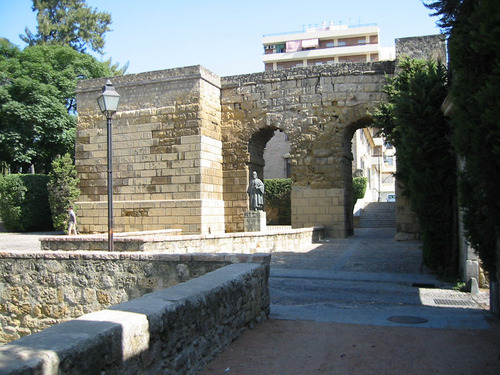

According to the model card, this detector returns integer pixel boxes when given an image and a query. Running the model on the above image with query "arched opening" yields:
[263,129,292,226]
[263,129,292,180]
[248,126,277,180]
[346,121,397,232]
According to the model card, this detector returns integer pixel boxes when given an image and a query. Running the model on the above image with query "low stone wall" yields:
[0,250,267,344]
[40,226,325,252]
[0,261,270,374]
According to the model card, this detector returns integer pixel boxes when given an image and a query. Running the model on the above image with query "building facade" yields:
[351,128,396,213]
[263,23,395,71]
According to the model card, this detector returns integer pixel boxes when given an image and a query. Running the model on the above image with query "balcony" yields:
[262,43,380,64]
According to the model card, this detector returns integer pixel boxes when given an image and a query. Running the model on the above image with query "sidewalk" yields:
[199,228,500,375]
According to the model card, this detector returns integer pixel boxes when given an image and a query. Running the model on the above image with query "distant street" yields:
[270,227,489,329]
[200,227,498,375]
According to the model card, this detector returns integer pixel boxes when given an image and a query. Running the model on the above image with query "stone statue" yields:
[247,171,264,211]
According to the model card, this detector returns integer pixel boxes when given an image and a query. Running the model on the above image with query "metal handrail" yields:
[263,23,378,38]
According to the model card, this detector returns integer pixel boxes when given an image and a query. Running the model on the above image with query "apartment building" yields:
[351,128,396,210]
[262,22,395,70]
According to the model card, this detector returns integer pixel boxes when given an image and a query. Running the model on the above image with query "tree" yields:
[374,57,457,273]
[425,0,500,279]
[0,40,114,173]
[21,0,112,55]
[47,153,80,231]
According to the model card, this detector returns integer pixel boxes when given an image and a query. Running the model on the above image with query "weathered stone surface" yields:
[74,35,443,237]
[75,62,394,237]
[0,251,236,343]
[0,261,270,375]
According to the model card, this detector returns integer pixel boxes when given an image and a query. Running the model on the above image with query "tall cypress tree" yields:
[375,58,457,273]
[425,0,500,278]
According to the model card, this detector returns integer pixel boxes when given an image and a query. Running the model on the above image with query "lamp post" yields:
[97,80,120,251]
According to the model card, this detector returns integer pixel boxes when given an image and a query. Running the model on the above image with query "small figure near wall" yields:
[247,171,265,211]
[67,206,77,235]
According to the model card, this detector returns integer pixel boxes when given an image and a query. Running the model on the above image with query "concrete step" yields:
[358,202,396,228]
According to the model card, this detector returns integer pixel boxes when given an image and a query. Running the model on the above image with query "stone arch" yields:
[74,62,394,236]
[220,62,393,236]
[339,111,377,236]
[248,126,279,179]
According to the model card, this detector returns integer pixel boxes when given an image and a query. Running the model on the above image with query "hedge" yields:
[0,174,53,232]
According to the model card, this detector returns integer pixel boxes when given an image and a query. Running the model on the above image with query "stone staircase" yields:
[358,202,396,228]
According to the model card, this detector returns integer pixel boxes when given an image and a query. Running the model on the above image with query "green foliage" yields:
[436,0,500,277]
[0,174,52,232]
[352,176,367,206]
[47,154,80,231]
[374,57,457,273]
[264,179,291,225]
[0,40,114,173]
[21,0,112,55]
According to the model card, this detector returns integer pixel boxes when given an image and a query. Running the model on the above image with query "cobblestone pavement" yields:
[199,227,499,375]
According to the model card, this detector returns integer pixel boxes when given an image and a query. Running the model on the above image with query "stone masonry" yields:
[76,66,225,235]
[220,61,394,236]
[0,260,270,374]
[76,62,394,238]
[0,251,244,343]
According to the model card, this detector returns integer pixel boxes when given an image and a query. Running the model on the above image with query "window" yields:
[358,39,366,45]
[337,41,346,47]
[285,158,292,178]
[326,42,335,48]
[276,44,285,53]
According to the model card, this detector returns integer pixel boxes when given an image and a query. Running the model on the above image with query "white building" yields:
[351,128,396,213]
[263,23,395,71]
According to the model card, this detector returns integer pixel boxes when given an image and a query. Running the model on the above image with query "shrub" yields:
[264,179,291,225]
[352,176,367,207]
[0,174,52,232]
[47,154,80,231]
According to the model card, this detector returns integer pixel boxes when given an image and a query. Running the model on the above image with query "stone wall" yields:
[75,65,225,235]
[75,62,394,238]
[220,62,395,236]
[0,250,266,344]
[0,261,270,374]
[39,226,324,253]
[396,34,447,63]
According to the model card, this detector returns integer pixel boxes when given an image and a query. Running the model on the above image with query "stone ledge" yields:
[39,226,326,252]
[0,262,270,374]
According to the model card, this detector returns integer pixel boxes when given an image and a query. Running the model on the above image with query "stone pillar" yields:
[291,186,349,238]
[244,211,267,232]
[75,66,224,235]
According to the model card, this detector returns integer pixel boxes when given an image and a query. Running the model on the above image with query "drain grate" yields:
[433,298,476,307]
[388,315,429,324]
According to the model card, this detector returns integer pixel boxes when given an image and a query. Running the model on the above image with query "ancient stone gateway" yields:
[75,61,395,237]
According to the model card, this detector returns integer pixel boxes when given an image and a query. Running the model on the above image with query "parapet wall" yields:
[0,250,266,344]
[40,226,325,252]
[0,261,270,374]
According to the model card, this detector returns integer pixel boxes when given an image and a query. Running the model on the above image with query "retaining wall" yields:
[0,260,270,374]
[0,250,267,344]
[40,226,325,252]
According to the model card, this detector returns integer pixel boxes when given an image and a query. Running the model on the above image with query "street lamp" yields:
[97,80,120,251]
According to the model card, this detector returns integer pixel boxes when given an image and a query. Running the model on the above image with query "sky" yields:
[0,0,443,77]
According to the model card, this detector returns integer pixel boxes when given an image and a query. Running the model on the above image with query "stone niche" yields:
[75,66,224,235]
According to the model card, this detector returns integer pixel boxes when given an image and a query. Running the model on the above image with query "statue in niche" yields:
[247,171,265,211]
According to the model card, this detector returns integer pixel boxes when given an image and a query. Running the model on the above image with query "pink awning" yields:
[302,38,319,48]
[286,40,302,52]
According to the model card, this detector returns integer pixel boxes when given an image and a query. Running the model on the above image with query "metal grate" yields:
[433,298,476,307]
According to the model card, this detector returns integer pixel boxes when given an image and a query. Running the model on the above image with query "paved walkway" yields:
[1,224,499,373]
[199,228,500,375]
